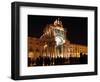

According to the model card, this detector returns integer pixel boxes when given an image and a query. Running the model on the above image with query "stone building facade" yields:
[28,18,87,60]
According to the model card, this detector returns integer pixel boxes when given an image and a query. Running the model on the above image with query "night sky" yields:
[28,15,88,46]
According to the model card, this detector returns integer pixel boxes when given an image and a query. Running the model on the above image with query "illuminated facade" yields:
[28,18,87,60]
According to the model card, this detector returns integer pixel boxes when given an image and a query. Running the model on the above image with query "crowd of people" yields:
[28,53,87,66]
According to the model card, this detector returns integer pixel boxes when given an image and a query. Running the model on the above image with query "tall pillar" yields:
[60,45,62,57]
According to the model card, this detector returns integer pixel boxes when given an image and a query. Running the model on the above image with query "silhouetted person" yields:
[59,56,62,65]
[28,57,31,66]
[47,57,51,65]
[36,56,43,66]
[44,56,51,66]
[39,56,43,65]
[51,57,54,65]
[36,57,40,66]
[80,53,87,64]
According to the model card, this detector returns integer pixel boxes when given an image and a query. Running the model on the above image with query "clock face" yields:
[55,36,63,46]
[54,29,65,46]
